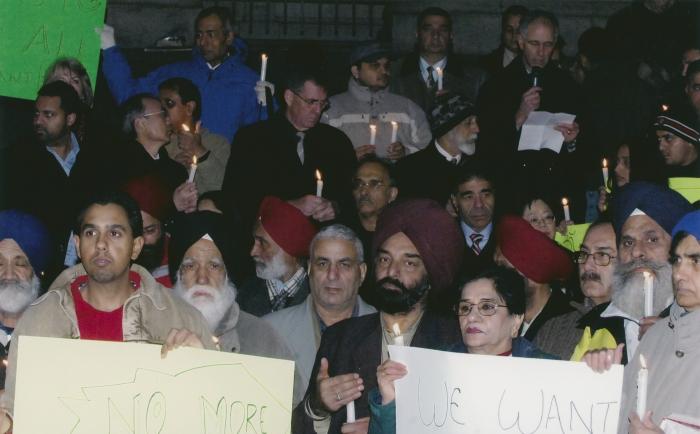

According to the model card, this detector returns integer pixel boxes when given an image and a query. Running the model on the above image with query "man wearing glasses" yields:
[223,66,356,233]
[534,221,617,359]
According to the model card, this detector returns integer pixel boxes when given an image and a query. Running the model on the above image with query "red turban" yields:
[258,196,318,258]
[373,199,465,293]
[122,174,173,222]
[496,215,573,284]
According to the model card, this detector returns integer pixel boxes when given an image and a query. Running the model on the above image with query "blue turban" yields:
[612,181,692,238]
[0,210,51,275]
[672,210,700,240]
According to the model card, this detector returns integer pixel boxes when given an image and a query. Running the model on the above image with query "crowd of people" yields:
[0,0,699,432]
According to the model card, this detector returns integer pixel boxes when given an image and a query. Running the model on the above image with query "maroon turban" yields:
[496,215,573,284]
[258,196,318,258]
[122,174,173,222]
[373,199,465,292]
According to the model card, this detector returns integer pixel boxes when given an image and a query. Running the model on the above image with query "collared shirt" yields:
[435,139,461,164]
[46,133,80,176]
[316,301,361,334]
[266,267,307,308]
[419,56,447,84]
[600,303,640,361]
[460,221,493,251]
[503,48,517,68]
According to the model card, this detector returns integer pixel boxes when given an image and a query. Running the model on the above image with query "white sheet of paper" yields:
[518,111,576,154]
[390,345,623,434]
[661,415,700,433]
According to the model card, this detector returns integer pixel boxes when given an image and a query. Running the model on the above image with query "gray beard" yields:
[611,259,674,320]
[0,275,40,315]
[174,278,237,332]
[457,134,477,156]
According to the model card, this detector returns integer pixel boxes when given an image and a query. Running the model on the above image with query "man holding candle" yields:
[293,199,463,434]
[322,41,431,160]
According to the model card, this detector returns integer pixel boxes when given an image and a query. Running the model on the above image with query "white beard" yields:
[254,251,291,281]
[611,259,674,320]
[457,134,478,156]
[0,275,40,315]
[174,279,236,331]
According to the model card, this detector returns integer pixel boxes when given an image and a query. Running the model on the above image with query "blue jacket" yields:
[101,38,268,142]
[367,338,558,434]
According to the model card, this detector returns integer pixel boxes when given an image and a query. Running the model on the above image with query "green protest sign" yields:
[0,0,106,100]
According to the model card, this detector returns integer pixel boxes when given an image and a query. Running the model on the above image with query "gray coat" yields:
[533,301,590,360]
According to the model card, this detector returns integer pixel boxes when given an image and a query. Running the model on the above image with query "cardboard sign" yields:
[14,336,294,434]
[0,0,105,100]
[390,345,623,434]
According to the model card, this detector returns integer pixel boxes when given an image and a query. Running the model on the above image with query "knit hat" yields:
[373,199,464,293]
[612,181,692,238]
[672,209,700,239]
[496,215,574,284]
[350,41,392,65]
[0,210,51,275]
[122,174,174,222]
[653,103,700,147]
[257,196,317,258]
[429,93,477,139]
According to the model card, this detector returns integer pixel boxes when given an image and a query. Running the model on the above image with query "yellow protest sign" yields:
[14,336,294,434]
[669,177,700,205]
[554,223,591,252]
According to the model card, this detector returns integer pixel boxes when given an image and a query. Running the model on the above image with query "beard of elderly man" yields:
[0,239,41,326]
[611,257,674,320]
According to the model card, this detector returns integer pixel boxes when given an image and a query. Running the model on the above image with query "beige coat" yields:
[618,302,700,433]
[166,128,230,195]
[1,263,215,416]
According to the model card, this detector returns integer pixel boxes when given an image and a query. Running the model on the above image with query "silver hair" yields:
[518,10,559,41]
[309,224,364,262]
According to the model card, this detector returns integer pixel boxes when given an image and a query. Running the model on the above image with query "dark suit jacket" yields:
[523,288,575,343]
[480,46,508,78]
[236,274,309,317]
[460,228,496,280]
[292,310,461,433]
[391,53,486,114]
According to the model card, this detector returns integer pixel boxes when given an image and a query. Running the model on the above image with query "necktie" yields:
[296,131,305,164]
[470,233,483,255]
[426,66,436,89]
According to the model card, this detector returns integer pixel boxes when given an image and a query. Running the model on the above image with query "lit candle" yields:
[436,67,443,90]
[636,355,648,418]
[212,336,220,351]
[561,197,571,222]
[392,323,404,346]
[390,121,398,143]
[315,169,324,197]
[643,271,654,317]
[188,155,198,183]
[346,401,356,423]
[260,53,268,82]
[602,158,609,187]
[369,124,377,146]
[661,104,669,112]
[181,123,190,133]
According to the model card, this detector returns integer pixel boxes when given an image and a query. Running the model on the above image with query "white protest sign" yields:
[14,336,294,434]
[390,345,623,434]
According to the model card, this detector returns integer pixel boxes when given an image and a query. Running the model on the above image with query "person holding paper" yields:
[368,266,557,434]
[293,199,463,434]
[321,41,431,160]
[0,191,216,424]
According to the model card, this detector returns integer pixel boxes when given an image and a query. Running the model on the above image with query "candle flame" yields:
[315,169,322,181]
[212,336,219,344]
[391,121,398,127]
[643,271,651,279]
[261,53,268,60]
[2,360,6,367]
[561,197,569,206]
[181,123,190,133]
[392,323,401,336]
[192,155,198,166]
[661,104,669,112]
[435,67,442,75]
[602,158,608,168]
[369,124,376,131]
[639,354,647,369]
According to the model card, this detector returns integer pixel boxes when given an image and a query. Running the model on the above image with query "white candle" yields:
[346,401,356,423]
[436,67,443,90]
[602,158,609,187]
[643,271,654,317]
[390,121,398,143]
[369,124,377,146]
[561,197,571,222]
[315,169,323,197]
[636,355,648,418]
[188,155,198,183]
[392,323,404,346]
[260,53,268,82]
[181,123,190,133]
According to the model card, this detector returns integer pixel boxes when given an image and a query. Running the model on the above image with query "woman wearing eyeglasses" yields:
[367,266,556,434]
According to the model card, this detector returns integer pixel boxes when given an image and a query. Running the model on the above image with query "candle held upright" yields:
[188,155,198,183]
[315,169,324,197]
[561,197,571,221]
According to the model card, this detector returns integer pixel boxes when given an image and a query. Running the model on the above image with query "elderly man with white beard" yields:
[168,211,305,405]
[573,181,692,364]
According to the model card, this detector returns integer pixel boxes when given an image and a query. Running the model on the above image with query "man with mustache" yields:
[534,221,617,359]
[395,93,481,207]
[322,41,431,160]
[237,196,318,316]
[168,211,304,405]
[574,181,691,364]
[293,199,463,434]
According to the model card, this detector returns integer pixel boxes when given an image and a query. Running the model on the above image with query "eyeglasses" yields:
[527,215,555,227]
[352,179,385,191]
[143,110,166,119]
[573,251,616,266]
[454,300,508,317]
[290,90,330,110]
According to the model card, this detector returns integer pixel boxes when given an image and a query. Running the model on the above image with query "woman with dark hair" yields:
[367,266,556,433]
